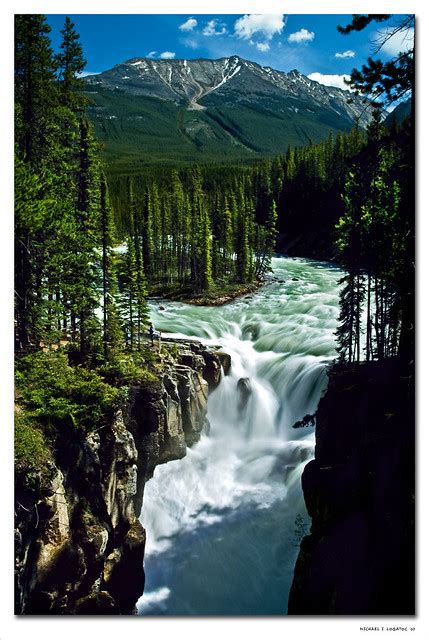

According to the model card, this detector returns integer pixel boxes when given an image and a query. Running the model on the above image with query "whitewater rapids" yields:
[137,256,342,615]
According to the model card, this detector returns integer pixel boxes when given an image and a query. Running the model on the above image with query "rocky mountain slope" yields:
[385,97,412,128]
[84,55,373,168]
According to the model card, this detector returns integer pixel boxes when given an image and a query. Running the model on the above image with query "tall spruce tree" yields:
[335,169,365,362]
[336,15,414,362]
[15,15,57,348]
[68,118,102,358]
[15,15,57,166]
[56,17,86,105]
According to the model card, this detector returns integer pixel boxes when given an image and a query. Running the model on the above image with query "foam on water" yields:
[137,256,342,615]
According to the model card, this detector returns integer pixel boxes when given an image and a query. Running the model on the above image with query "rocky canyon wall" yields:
[15,341,229,615]
[288,358,415,615]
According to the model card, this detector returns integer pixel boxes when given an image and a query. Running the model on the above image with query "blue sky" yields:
[46,13,414,90]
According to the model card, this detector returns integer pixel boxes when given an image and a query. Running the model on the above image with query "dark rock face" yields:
[15,342,223,615]
[216,351,232,375]
[288,359,415,615]
[202,351,222,391]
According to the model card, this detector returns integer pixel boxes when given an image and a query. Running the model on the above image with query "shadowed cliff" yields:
[288,358,415,615]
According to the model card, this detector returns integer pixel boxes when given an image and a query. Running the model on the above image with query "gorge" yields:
[15,256,343,614]
[14,256,415,617]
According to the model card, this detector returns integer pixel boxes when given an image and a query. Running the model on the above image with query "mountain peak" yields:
[85,54,373,143]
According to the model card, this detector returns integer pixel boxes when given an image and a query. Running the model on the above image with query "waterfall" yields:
[137,256,342,615]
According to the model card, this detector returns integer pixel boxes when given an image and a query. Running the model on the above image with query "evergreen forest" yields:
[14,13,414,499]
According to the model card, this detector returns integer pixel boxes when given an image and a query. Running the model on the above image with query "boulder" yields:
[216,351,232,375]
[202,351,222,390]
[237,377,252,412]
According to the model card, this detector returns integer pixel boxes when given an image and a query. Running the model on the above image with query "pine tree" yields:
[116,234,149,351]
[117,236,138,350]
[56,17,86,106]
[255,200,278,278]
[235,186,250,284]
[170,171,185,283]
[15,15,58,348]
[15,159,51,348]
[15,15,57,166]
[180,194,192,285]
[221,196,234,278]
[141,189,152,280]
[335,169,365,362]
[201,205,213,291]
[338,15,414,106]
[145,182,160,281]
[68,118,102,359]
[133,219,150,348]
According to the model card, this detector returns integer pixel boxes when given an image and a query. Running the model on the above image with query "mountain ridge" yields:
[84,55,375,169]
[86,54,369,119]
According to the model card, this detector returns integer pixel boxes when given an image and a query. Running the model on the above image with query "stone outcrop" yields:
[125,359,211,515]
[288,358,415,615]
[237,377,252,413]
[15,410,145,615]
[15,341,224,615]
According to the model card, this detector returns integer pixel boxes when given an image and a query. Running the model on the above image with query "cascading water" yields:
[137,256,343,615]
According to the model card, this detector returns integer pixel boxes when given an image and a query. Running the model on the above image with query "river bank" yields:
[149,280,263,306]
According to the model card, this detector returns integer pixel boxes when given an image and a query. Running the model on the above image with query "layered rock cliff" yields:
[15,340,228,615]
[288,358,415,615]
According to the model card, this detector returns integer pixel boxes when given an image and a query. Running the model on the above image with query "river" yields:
[137,256,342,615]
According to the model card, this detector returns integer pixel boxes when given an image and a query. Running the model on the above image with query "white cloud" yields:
[147,51,157,58]
[288,28,315,44]
[234,14,286,42]
[256,42,270,52]
[179,18,197,32]
[377,26,414,56]
[160,51,176,60]
[202,19,227,36]
[182,38,199,50]
[335,50,355,59]
[308,72,351,90]
[78,71,99,77]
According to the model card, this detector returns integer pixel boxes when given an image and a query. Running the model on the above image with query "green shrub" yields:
[15,351,121,433]
[162,343,179,360]
[98,352,158,386]
[15,412,53,484]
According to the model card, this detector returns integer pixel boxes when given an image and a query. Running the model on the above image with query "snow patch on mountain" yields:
[85,55,374,127]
